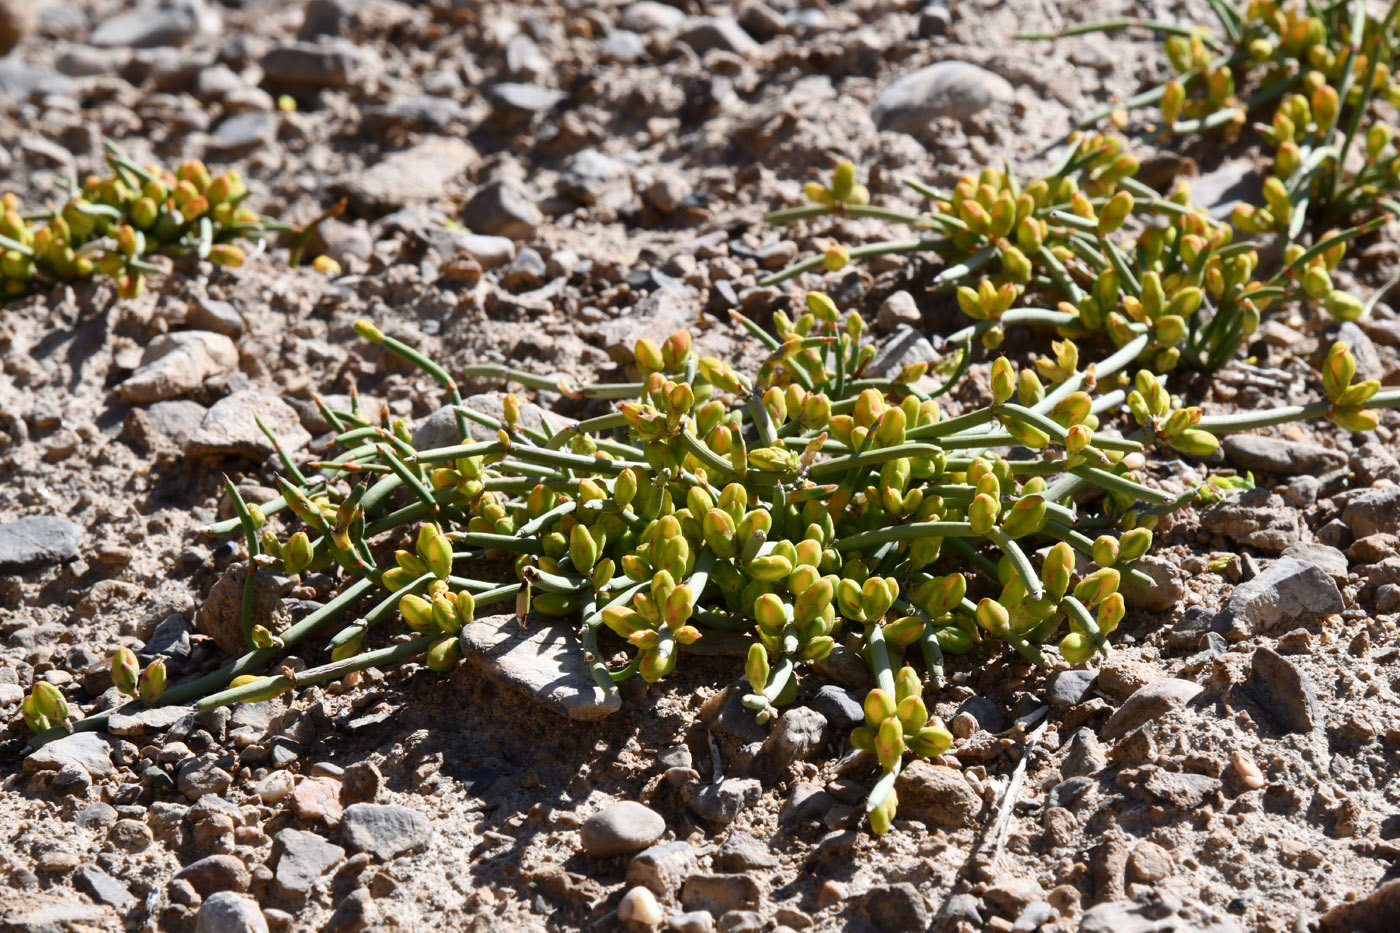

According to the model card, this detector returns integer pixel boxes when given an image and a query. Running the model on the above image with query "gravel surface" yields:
[3,1,1400,932]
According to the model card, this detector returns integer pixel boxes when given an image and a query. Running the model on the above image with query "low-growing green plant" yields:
[23,290,1400,833]
[764,134,1381,372]
[1018,1,1400,234]
[0,142,289,300]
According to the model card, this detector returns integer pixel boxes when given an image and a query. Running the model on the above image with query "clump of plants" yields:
[1017,1,1400,232]
[764,133,1383,371]
[0,143,286,300]
[24,279,1399,832]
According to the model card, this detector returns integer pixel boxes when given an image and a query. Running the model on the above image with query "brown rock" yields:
[0,0,37,56]
[894,761,981,827]
[1127,841,1173,882]
[175,855,250,897]
[197,565,293,657]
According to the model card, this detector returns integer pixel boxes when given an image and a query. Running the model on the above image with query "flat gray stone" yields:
[1046,669,1097,710]
[1140,769,1222,809]
[185,391,312,461]
[626,841,696,896]
[25,732,118,779]
[1102,678,1202,741]
[872,61,1012,134]
[688,777,762,826]
[579,801,666,857]
[90,0,205,48]
[895,761,981,827]
[870,324,937,379]
[1188,159,1260,221]
[753,707,827,780]
[464,178,540,240]
[557,149,631,210]
[74,865,134,911]
[0,516,81,573]
[459,613,621,722]
[188,299,245,337]
[275,828,345,894]
[807,685,863,728]
[1243,647,1319,733]
[209,111,277,155]
[1199,488,1301,554]
[117,330,239,404]
[594,286,695,365]
[260,40,379,90]
[1280,542,1349,582]
[620,1,687,32]
[680,873,762,915]
[1211,557,1344,636]
[107,705,195,736]
[1342,486,1400,538]
[340,804,430,861]
[1222,435,1346,475]
[678,18,759,55]
[0,896,117,933]
[332,137,476,214]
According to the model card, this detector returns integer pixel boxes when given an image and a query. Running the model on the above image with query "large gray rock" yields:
[678,18,759,55]
[1221,435,1345,475]
[861,882,929,932]
[460,613,621,721]
[626,841,696,896]
[558,149,632,211]
[24,732,118,779]
[870,324,938,379]
[753,707,827,780]
[1102,678,1202,740]
[74,865,134,911]
[117,330,239,404]
[579,801,666,857]
[260,40,379,90]
[688,777,762,826]
[620,1,687,32]
[593,286,696,365]
[1211,557,1344,636]
[90,0,213,48]
[340,804,431,861]
[274,828,345,895]
[1187,158,1259,220]
[195,892,268,933]
[1080,893,1244,933]
[1198,488,1301,553]
[464,178,541,240]
[483,83,566,129]
[872,61,1013,135]
[0,515,81,573]
[333,137,476,214]
[1342,486,1400,538]
[1243,647,1319,733]
[185,391,312,461]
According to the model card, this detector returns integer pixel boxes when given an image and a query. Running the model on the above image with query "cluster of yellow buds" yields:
[0,144,272,300]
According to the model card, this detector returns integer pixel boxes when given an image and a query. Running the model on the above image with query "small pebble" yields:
[618,886,664,925]
[1230,750,1266,788]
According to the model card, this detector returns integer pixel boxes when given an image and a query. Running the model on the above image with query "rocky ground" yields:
[2,0,1400,931]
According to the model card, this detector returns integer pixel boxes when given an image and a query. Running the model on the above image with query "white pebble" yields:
[617,886,662,926]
